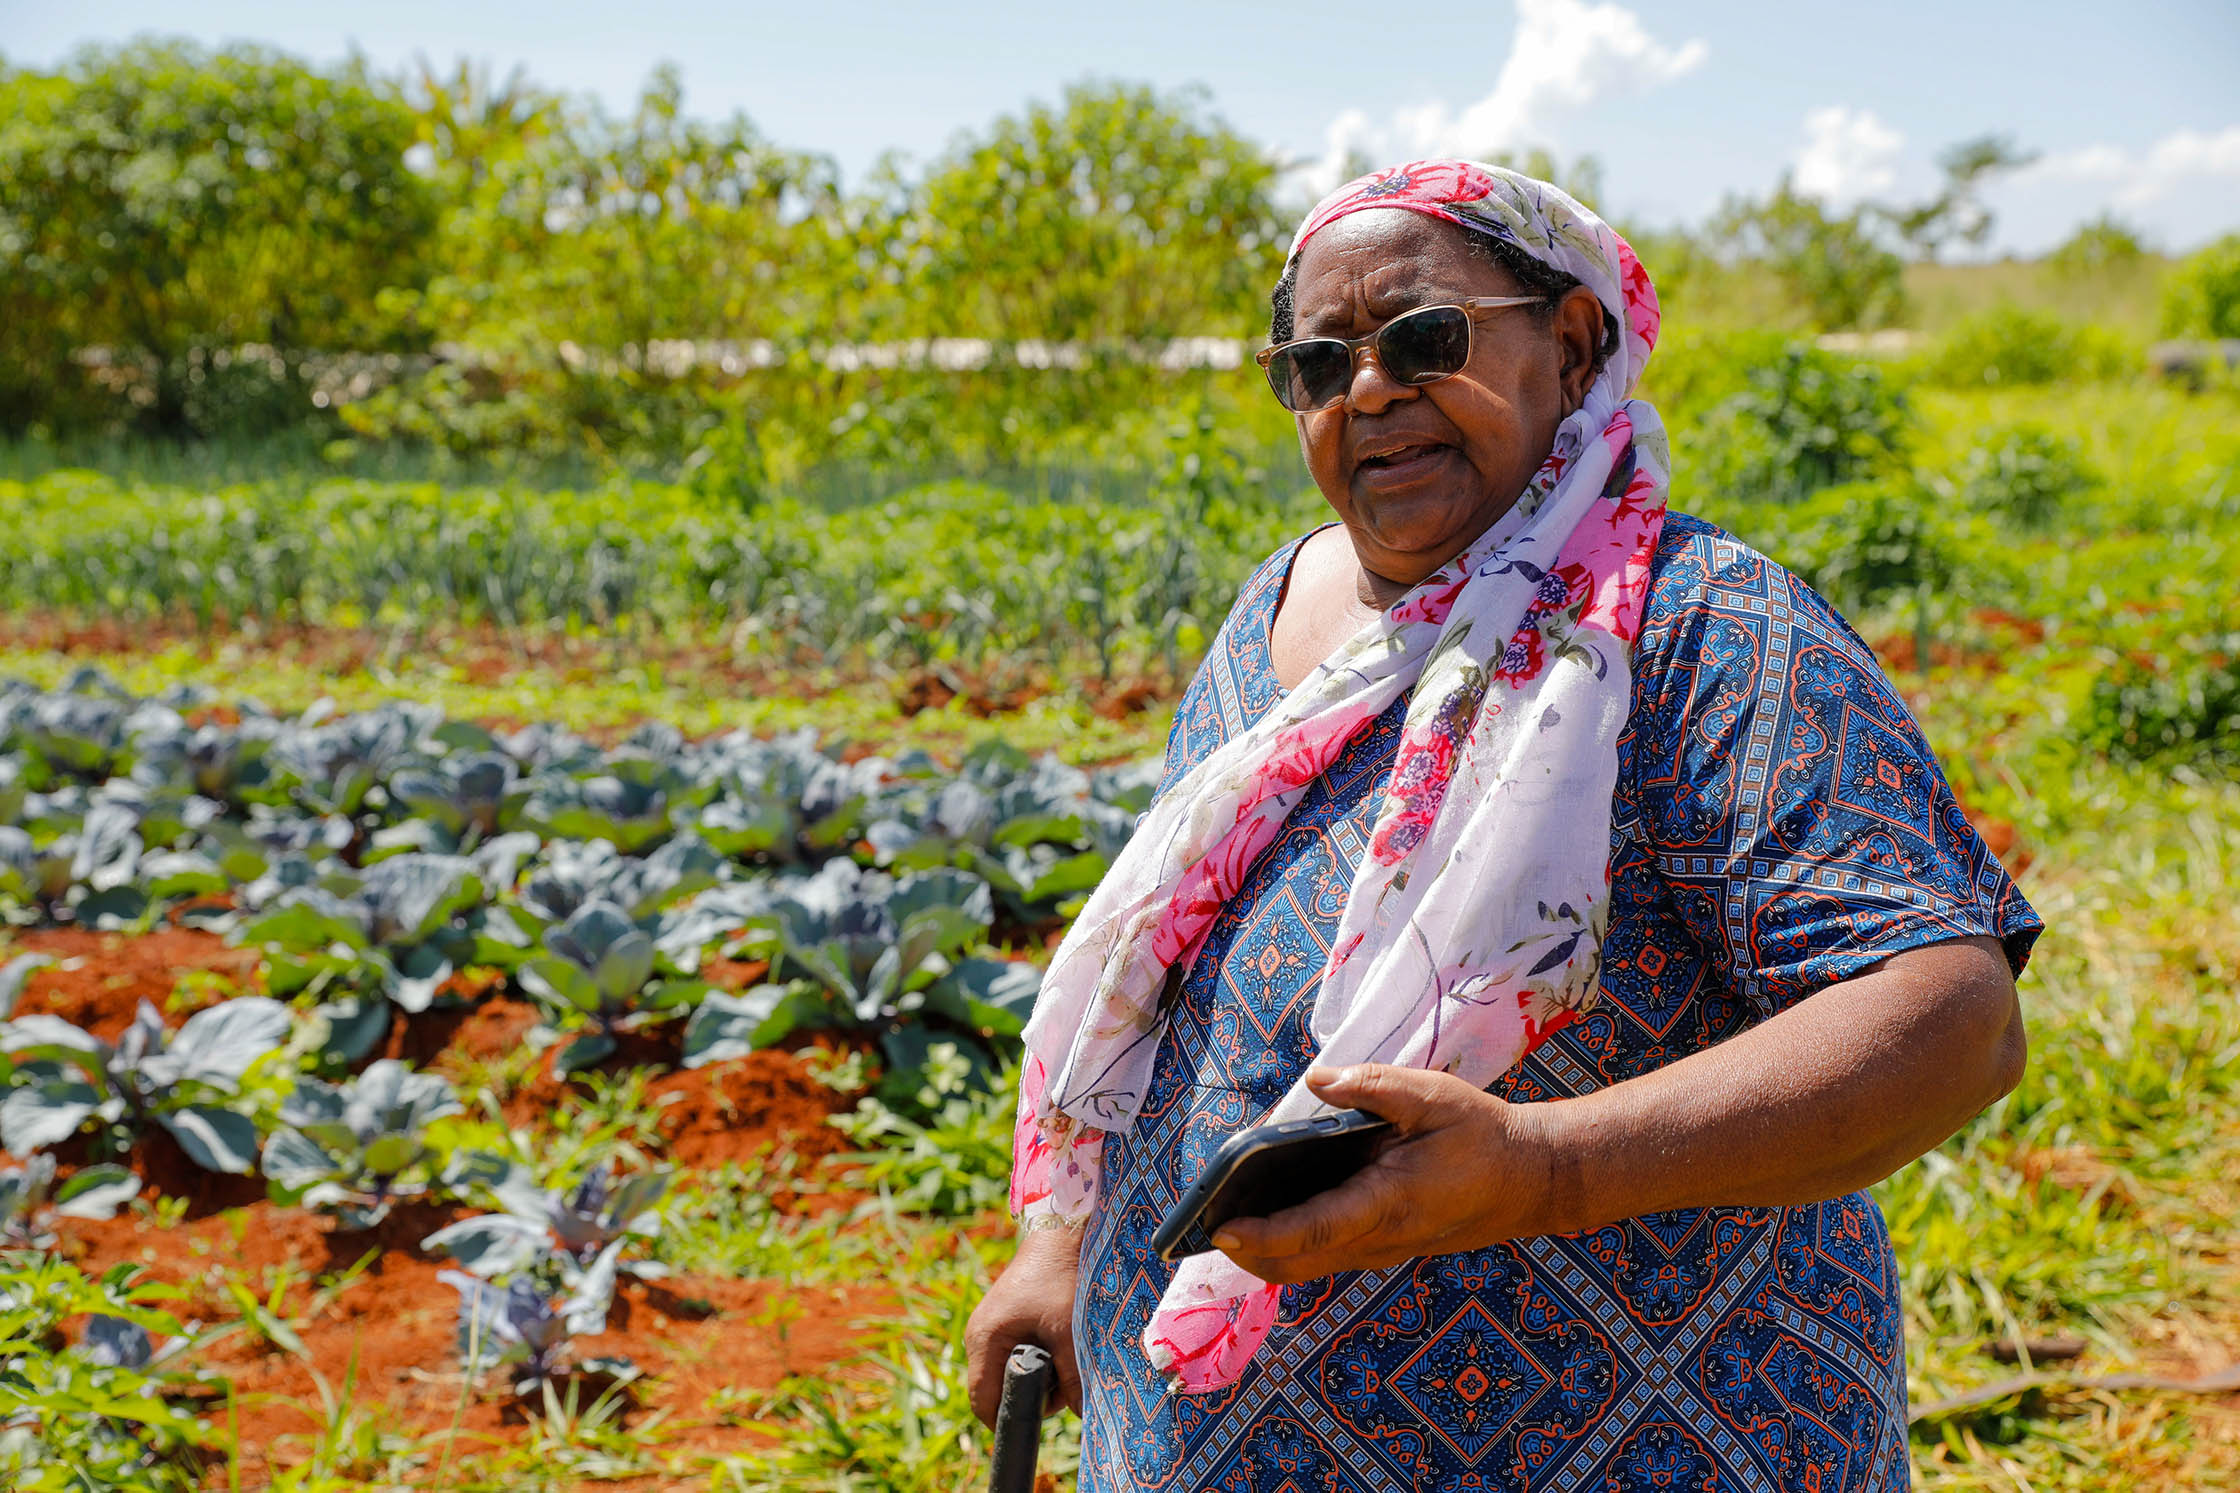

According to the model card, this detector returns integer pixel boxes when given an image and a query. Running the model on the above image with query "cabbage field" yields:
[1,324,2236,1492]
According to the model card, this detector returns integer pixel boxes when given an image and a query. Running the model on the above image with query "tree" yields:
[899,81,1287,343]
[415,64,840,359]
[0,39,440,434]
[2047,214,2149,279]
[1708,180,1907,331]
[1877,133,2037,262]
[2161,233,2240,339]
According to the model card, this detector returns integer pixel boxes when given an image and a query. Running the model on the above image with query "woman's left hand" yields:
[1210,1064,1558,1285]
[1213,938,2027,1288]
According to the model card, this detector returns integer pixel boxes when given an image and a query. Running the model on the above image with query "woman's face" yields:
[1287,210,1603,590]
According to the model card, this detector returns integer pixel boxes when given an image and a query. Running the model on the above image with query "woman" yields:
[968,161,2039,1492]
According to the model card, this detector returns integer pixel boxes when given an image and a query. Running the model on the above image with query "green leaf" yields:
[554,1030,617,1076]
[160,1104,261,1174]
[0,953,56,1019]
[682,984,818,1069]
[520,955,601,1015]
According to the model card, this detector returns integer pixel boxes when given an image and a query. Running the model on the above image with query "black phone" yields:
[1151,1109,1394,1263]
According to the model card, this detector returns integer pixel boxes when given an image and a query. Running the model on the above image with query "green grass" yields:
[21,635,2210,1493]
[1899,256,2173,340]
[6,368,2236,1489]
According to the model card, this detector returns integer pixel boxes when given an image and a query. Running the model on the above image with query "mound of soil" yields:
[60,1201,888,1481]
[20,921,896,1483]
[9,927,259,1038]
[379,984,535,1073]
[645,1049,861,1175]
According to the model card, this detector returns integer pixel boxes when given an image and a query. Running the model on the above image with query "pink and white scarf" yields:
[1011,161,1670,1394]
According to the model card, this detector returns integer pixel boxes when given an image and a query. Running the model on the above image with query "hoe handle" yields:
[988,1342,1056,1493]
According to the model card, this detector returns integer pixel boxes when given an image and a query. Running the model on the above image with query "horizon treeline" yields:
[0,38,2225,478]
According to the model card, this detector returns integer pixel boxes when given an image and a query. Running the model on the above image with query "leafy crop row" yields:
[0,469,1313,680]
[0,669,1158,1461]
[2,671,1155,1075]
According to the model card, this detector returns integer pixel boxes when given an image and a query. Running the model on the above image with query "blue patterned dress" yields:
[1074,513,2042,1493]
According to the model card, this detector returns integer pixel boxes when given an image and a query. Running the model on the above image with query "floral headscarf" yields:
[1011,160,1670,1393]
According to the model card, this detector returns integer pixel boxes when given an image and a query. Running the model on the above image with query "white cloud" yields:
[1298,0,1707,197]
[1791,106,1904,207]
[1985,124,2240,254]
[2022,125,2240,209]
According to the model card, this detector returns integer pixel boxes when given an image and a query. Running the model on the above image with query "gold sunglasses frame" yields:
[1254,296,1549,412]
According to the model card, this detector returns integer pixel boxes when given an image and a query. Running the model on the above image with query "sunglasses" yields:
[1255,296,1549,413]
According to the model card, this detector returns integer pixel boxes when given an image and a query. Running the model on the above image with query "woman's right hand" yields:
[965,1221,1087,1428]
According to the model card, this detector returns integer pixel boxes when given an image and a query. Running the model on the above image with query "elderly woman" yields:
[968,161,2040,1492]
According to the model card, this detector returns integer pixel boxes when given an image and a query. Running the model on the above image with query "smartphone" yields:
[1151,1109,1394,1263]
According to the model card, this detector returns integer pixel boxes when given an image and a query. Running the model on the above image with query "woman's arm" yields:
[1212,933,2025,1285]
[964,1221,1088,1428]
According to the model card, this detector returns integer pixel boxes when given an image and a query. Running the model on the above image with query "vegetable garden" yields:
[3,36,2238,1493]
[3,339,2236,1490]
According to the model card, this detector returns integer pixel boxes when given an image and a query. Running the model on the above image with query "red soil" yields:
[9,927,259,1038]
[645,1049,860,1175]
[59,1199,888,1483]
[892,663,1172,722]
[0,611,812,703]
[376,975,526,1071]
[14,915,893,1481]
[41,1027,887,1483]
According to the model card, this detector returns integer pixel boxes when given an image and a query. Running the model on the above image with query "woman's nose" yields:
[1345,347,1415,414]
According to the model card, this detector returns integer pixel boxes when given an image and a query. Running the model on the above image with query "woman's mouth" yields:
[1356,442,1452,483]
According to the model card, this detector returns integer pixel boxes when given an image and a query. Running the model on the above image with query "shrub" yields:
[2047,215,2149,279]
[2080,626,2240,771]
[1752,478,1976,615]
[1915,305,2136,388]
[1696,344,1913,502]
[1951,424,2100,529]
[2161,233,2240,339]
[1635,327,1796,427]
[1706,184,1907,330]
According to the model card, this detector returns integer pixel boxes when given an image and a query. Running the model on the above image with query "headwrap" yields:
[1010,160,1670,1393]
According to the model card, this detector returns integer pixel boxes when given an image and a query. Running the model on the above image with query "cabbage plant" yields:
[0,1154,140,1249]
[268,701,439,818]
[516,833,726,931]
[236,853,503,1055]
[0,997,290,1172]
[260,1060,462,1227]
[384,752,523,847]
[441,1241,630,1393]
[423,1161,669,1279]
[518,900,710,1074]
[0,798,149,925]
[861,742,1138,914]
[519,755,696,854]
[682,860,1009,1072]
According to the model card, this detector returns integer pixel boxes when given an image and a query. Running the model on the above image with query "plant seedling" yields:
[441,1240,631,1395]
[261,1059,463,1227]
[424,1160,671,1281]
[0,996,290,1171]
[0,1153,140,1248]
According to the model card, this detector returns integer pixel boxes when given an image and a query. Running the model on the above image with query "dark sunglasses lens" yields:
[1379,305,1472,384]
[1267,341,1353,412]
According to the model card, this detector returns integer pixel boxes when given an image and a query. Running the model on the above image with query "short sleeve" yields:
[1617,517,2043,1012]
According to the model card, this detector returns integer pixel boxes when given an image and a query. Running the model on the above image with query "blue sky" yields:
[7,0,2238,252]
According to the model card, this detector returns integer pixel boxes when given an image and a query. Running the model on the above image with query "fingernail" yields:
[1305,1065,1339,1083]
[1211,1229,1240,1250]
